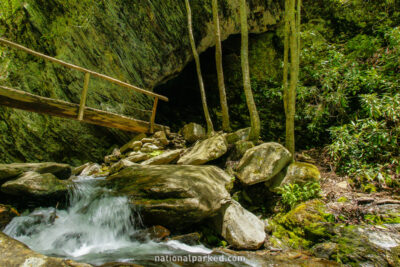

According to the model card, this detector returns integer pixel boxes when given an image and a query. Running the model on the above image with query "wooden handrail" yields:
[0,37,168,102]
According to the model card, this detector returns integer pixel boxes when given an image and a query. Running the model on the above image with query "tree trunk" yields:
[284,0,300,159]
[283,0,290,114]
[185,0,214,134]
[212,0,230,132]
[240,0,260,141]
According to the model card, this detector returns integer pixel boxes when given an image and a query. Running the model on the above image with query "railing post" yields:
[78,72,91,121]
[150,96,159,133]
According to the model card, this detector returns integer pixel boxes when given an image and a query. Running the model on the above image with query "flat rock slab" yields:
[178,134,228,165]
[0,232,92,267]
[236,142,292,185]
[213,200,266,250]
[106,165,232,228]
[141,149,183,165]
[0,165,22,183]
[1,162,72,180]
[1,171,70,200]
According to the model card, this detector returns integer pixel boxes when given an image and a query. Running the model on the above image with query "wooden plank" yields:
[78,72,90,121]
[0,86,168,133]
[0,38,169,102]
[149,97,159,133]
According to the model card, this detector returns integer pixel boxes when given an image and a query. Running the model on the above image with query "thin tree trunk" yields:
[185,0,214,134]
[240,0,260,141]
[285,0,299,158]
[212,0,230,132]
[283,0,290,114]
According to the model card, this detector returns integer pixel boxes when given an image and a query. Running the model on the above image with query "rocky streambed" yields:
[1,123,399,266]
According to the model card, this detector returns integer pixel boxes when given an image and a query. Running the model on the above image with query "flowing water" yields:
[4,176,255,266]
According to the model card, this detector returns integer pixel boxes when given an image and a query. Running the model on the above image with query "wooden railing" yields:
[0,37,168,133]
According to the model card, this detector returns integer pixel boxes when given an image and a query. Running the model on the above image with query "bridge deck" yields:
[0,85,169,133]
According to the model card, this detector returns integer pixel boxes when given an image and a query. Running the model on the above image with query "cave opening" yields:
[154,32,286,143]
[154,34,250,133]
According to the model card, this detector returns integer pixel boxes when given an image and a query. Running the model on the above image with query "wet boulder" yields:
[236,142,292,185]
[106,165,232,228]
[1,171,70,201]
[0,232,92,267]
[80,163,102,176]
[213,200,266,250]
[1,162,71,180]
[177,134,228,165]
[130,225,171,242]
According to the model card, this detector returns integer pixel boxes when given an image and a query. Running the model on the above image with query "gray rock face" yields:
[213,200,266,250]
[141,149,183,165]
[181,123,206,143]
[0,232,92,267]
[236,142,292,185]
[1,171,70,200]
[106,165,232,228]
[178,134,228,165]
[0,162,71,180]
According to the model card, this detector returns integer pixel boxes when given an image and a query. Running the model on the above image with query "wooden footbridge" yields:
[0,38,169,134]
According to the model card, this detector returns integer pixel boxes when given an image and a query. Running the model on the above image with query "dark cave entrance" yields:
[154,34,246,133]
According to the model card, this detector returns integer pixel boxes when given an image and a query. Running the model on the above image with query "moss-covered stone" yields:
[268,162,321,192]
[0,0,281,164]
[269,200,333,250]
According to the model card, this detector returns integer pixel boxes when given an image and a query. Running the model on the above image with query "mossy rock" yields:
[269,200,333,249]
[268,162,321,192]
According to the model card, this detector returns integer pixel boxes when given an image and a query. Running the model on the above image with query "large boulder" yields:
[106,165,232,228]
[177,134,228,165]
[0,232,92,267]
[1,171,70,201]
[180,123,206,143]
[0,162,72,180]
[213,200,266,250]
[141,149,183,165]
[236,143,292,185]
[268,162,321,192]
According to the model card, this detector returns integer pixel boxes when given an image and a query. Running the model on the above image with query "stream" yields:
[4,176,254,266]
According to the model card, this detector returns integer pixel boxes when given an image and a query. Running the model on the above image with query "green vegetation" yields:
[278,182,321,210]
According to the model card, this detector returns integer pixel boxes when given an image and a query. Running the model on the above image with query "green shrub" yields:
[278,182,321,210]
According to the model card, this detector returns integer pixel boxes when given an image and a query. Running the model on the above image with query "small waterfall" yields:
[4,176,214,266]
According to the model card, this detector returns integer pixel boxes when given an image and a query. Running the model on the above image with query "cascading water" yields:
[4,176,246,266]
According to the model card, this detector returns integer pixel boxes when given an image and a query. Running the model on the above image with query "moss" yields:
[270,200,334,250]
[337,197,348,203]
